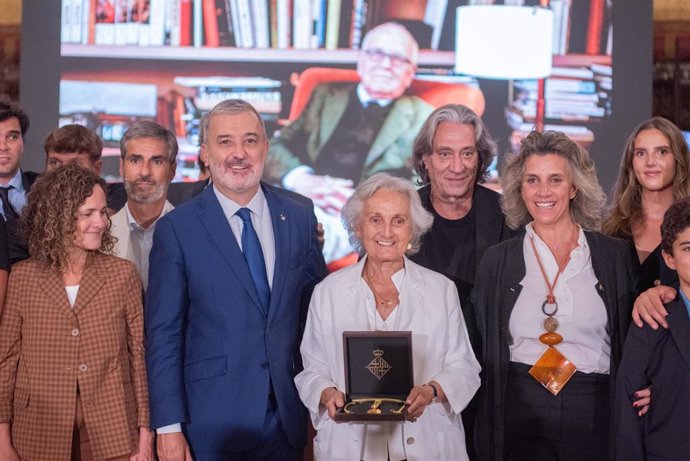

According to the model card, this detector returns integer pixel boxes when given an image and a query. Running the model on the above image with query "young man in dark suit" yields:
[0,95,39,264]
[616,196,690,460]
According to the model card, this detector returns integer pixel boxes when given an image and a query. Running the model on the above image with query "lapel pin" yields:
[280,214,286,221]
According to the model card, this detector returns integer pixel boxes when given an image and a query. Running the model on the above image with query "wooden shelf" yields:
[553,54,611,67]
[61,44,457,67]
[61,44,611,70]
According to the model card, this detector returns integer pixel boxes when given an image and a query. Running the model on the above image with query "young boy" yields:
[616,196,690,460]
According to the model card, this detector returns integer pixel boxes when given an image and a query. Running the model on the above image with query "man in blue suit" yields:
[145,99,327,461]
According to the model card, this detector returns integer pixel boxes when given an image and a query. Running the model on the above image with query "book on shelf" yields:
[311,0,326,49]
[509,125,595,146]
[349,0,366,49]
[568,0,610,55]
[126,0,142,46]
[202,0,220,46]
[137,0,157,45]
[61,0,71,43]
[550,0,571,56]
[292,0,311,49]
[94,0,116,45]
[71,0,84,43]
[506,60,612,146]
[253,0,271,48]
[113,0,128,46]
[193,0,203,47]
[215,0,236,46]
[235,0,255,48]
[514,78,598,95]
[325,0,341,49]
[336,0,353,48]
[137,0,151,45]
[63,0,433,50]
[550,66,595,80]
[424,0,447,51]
[179,0,192,46]
[276,0,292,48]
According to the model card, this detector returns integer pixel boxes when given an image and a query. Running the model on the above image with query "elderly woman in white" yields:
[295,173,481,461]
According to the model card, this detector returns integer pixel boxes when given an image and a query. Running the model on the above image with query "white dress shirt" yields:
[509,223,610,374]
[124,201,175,290]
[213,185,275,287]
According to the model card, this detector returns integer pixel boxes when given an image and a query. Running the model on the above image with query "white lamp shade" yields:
[455,5,554,80]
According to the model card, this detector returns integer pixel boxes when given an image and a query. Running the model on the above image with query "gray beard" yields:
[124,180,167,204]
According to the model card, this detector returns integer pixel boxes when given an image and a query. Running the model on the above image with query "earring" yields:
[406,243,412,251]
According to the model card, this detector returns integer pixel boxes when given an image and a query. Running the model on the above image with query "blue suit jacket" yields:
[145,183,327,457]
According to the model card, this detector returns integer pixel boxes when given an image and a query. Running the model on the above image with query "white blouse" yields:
[65,285,79,308]
[359,268,405,460]
[361,268,405,332]
[509,224,610,374]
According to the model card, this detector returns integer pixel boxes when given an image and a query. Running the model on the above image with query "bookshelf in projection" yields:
[58,0,613,178]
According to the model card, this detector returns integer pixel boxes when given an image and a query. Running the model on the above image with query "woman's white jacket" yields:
[295,257,481,460]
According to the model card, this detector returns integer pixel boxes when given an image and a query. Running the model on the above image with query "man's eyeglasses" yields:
[363,48,413,67]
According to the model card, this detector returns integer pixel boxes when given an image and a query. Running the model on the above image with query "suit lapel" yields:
[587,232,619,335]
[112,208,134,261]
[365,97,414,167]
[316,87,350,162]
[265,186,289,321]
[398,259,424,329]
[72,254,105,317]
[197,187,267,317]
[668,298,690,372]
[500,237,525,344]
[39,265,77,325]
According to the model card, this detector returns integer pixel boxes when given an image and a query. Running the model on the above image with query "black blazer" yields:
[615,296,690,461]
[471,231,638,461]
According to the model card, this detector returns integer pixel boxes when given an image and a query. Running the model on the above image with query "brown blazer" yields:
[0,253,149,460]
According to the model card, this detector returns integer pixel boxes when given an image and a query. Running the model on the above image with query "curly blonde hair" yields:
[22,163,114,272]
[500,130,606,231]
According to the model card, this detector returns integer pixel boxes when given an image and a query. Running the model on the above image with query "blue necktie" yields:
[236,208,270,311]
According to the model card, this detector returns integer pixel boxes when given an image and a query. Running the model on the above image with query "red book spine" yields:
[203,0,220,46]
[88,0,97,44]
[180,0,192,46]
[586,0,604,55]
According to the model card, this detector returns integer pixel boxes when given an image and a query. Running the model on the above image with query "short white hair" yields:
[341,173,433,254]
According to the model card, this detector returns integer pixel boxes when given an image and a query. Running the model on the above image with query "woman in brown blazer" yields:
[0,164,152,460]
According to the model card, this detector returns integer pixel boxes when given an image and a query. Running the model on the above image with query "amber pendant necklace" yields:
[529,225,579,346]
